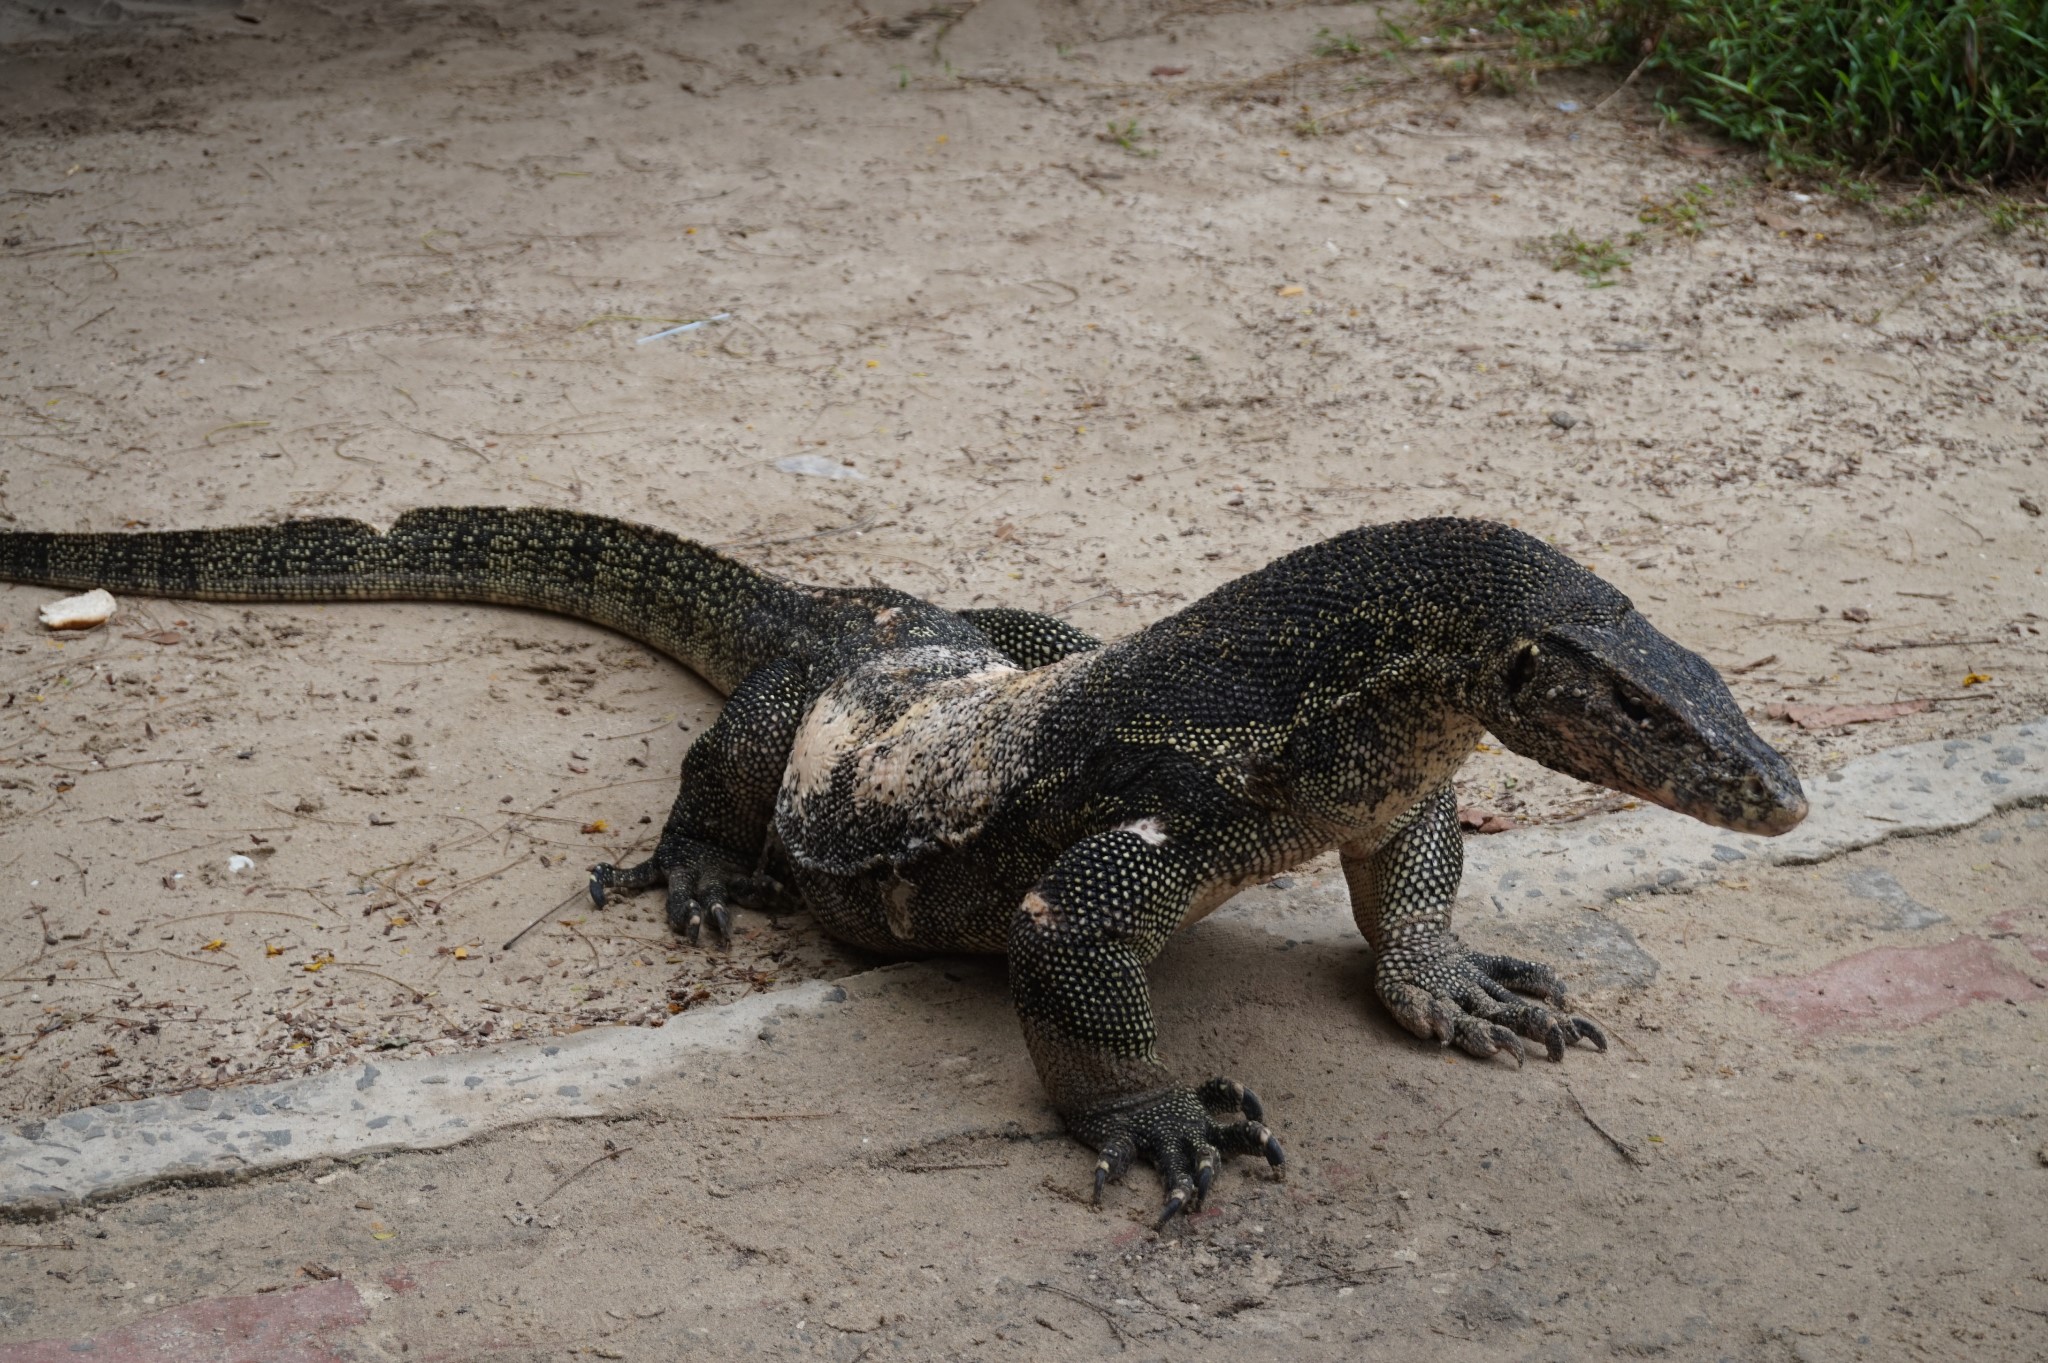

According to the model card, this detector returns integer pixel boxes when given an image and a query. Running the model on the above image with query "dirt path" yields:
[2,0,2041,1120]
[0,5,2044,1337]
[2,806,2044,1360]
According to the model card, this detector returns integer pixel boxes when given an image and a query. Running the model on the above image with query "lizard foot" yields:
[1071,1078,1285,1231]
[1378,937,1607,1064]
[588,840,782,946]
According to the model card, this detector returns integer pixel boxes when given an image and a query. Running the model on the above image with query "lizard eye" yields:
[1612,679,1657,726]
[1505,642,1540,698]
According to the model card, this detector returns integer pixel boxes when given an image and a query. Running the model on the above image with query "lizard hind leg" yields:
[585,657,813,946]
[589,842,782,945]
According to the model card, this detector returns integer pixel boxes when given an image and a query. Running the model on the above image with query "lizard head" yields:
[1476,607,1808,837]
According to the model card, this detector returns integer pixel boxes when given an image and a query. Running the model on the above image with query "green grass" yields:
[1312,26,1368,58]
[1414,1,2048,183]
[1536,229,1633,284]
[1100,118,1158,157]
[1637,181,1718,237]
[1986,196,2046,235]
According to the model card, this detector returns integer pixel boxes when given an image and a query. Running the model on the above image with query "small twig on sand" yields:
[1566,1084,1648,1167]
[503,887,590,952]
[1273,1265,1400,1290]
[900,1159,1011,1173]
[1848,636,2001,653]
[538,1144,633,1204]
[713,515,878,550]
[1591,50,1653,114]
[1029,1282,1132,1350]
[563,918,603,967]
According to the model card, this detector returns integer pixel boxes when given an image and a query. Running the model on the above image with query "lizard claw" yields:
[1068,1081,1285,1227]
[588,838,777,949]
[1378,937,1606,1064]
[1197,1077,1264,1122]
[1092,1135,1134,1206]
[1156,1182,1194,1230]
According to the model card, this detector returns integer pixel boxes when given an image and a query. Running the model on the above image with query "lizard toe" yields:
[1468,950,1572,1009]
[1379,937,1604,1064]
[1196,1077,1264,1121]
[1155,1178,1197,1231]
[1091,1134,1136,1206]
[1450,1014,1527,1065]
[588,857,664,908]
[668,887,706,945]
[1205,1118,1284,1167]
[1070,1084,1283,1222]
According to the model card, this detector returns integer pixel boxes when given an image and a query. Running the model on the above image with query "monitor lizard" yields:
[0,508,1807,1225]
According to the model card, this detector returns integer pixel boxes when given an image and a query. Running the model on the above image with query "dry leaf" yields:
[1765,699,1931,730]
[1277,284,1305,297]
[581,819,609,835]
[1457,807,1521,835]
[1962,672,1992,687]
[201,939,227,952]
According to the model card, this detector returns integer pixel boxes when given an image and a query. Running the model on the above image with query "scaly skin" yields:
[0,510,1807,1227]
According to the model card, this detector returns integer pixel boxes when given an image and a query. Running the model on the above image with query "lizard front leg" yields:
[589,657,808,944]
[1342,784,1606,1063]
[1011,828,1284,1227]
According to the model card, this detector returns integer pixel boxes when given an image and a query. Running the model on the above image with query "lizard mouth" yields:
[1487,615,1810,838]
[1642,768,1808,836]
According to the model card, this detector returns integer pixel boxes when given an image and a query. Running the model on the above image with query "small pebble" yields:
[1549,409,1581,430]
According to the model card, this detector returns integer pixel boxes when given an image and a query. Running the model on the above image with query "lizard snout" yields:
[1724,763,1808,836]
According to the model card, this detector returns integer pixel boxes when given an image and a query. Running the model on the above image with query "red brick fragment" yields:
[0,1278,368,1363]
[1731,937,2044,1038]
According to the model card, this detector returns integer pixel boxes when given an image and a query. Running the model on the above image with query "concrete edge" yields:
[1462,713,2047,915]
[5,716,2042,1216]
[0,982,839,1218]
[1215,716,2047,943]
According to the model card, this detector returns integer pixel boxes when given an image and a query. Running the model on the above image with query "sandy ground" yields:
[0,808,2043,1360]
[0,0,2044,1247]
[2,0,2044,1121]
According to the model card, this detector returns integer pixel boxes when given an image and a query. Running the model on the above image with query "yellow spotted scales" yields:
[0,509,1807,1227]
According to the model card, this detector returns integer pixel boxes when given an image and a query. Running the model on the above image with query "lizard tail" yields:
[0,506,801,693]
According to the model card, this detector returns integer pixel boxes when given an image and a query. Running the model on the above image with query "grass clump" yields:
[1636,181,1718,238]
[1537,229,1633,284]
[1099,118,1159,157]
[1416,0,2048,183]
[1312,26,1368,58]
[1986,196,2046,235]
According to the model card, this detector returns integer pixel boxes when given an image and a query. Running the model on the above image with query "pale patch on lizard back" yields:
[775,646,1092,873]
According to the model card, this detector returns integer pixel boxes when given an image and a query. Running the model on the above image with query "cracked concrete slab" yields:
[0,985,836,1217]
[1461,716,2047,902]
[3,718,2041,1218]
